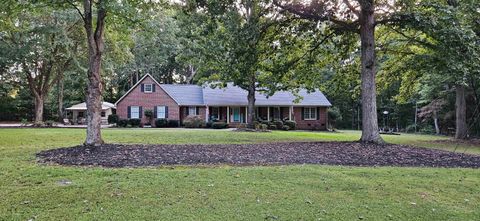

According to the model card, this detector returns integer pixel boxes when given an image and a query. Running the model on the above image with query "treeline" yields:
[0,0,479,141]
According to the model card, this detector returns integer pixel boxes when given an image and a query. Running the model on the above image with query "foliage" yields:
[211,122,229,129]
[168,120,180,128]
[282,125,290,131]
[284,120,296,130]
[117,119,129,127]
[155,119,168,128]
[268,124,277,130]
[273,120,284,130]
[183,116,205,128]
[128,119,142,127]
[108,114,119,124]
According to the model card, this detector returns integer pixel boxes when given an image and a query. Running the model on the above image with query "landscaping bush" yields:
[117,119,128,127]
[155,119,168,128]
[284,120,296,130]
[282,125,290,131]
[183,116,205,128]
[144,109,153,125]
[128,119,142,127]
[20,118,29,126]
[260,124,268,131]
[168,120,180,127]
[273,120,284,129]
[108,114,119,124]
[268,124,277,130]
[236,123,247,129]
[212,122,229,129]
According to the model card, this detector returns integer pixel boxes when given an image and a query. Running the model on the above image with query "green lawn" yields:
[0,128,479,220]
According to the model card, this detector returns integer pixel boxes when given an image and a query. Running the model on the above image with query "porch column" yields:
[267,107,270,121]
[205,106,209,122]
[227,106,230,123]
[245,106,248,124]
[289,106,292,121]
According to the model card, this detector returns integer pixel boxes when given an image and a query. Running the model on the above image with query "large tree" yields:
[272,0,411,143]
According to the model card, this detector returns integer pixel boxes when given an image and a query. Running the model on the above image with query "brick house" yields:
[115,74,332,130]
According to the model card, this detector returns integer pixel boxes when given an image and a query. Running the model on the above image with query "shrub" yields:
[118,119,128,127]
[260,124,268,131]
[168,120,180,127]
[108,114,119,124]
[183,116,205,128]
[284,120,296,130]
[128,119,142,127]
[236,123,247,129]
[212,122,229,129]
[268,124,277,130]
[405,124,417,133]
[44,120,57,127]
[282,125,290,131]
[20,118,29,126]
[155,119,168,128]
[144,109,153,124]
[273,120,284,129]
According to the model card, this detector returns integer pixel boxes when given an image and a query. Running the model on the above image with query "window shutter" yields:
[152,84,156,92]
[141,84,144,92]
[196,107,200,115]
[317,107,320,120]
[154,106,157,119]
[185,107,189,116]
[165,106,169,118]
[301,107,305,120]
[280,108,283,120]
[139,106,143,118]
[127,106,131,118]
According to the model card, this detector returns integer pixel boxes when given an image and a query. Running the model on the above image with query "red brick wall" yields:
[180,106,207,124]
[293,107,328,130]
[116,76,180,125]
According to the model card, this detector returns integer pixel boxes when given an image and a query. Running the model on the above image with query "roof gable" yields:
[114,74,178,105]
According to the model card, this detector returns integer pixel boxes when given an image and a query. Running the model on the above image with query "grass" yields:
[0,128,479,220]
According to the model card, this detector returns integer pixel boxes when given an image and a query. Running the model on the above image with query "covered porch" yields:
[206,106,294,125]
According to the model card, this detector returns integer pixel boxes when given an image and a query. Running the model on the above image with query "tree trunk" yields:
[34,95,44,125]
[83,0,106,146]
[455,84,468,139]
[57,76,64,123]
[247,79,256,128]
[433,110,440,135]
[359,1,383,143]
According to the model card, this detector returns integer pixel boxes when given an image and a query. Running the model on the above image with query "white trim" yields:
[144,83,153,93]
[227,107,230,123]
[303,107,317,120]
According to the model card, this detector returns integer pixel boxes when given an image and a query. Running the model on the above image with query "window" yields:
[144,84,153,93]
[157,106,166,119]
[101,112,106,117]
[188,106,197,116]
[273,107,281,120]
[131,106,140,119]
[211,107,219,120]
[303,107,317,120]
[78,111,84,118]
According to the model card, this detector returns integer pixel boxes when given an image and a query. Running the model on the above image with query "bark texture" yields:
[359,0,383,143]
[247,79,256,128]
[34,96,44,124]
[433,110,440,135]
[455,84,468,139]
[83,0,106,146]
[57,76,64,122]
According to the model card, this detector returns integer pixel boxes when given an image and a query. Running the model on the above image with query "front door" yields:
[232,107,241,122]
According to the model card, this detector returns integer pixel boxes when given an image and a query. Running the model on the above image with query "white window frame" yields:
[131,106,140,119]
[144,84,153,93]
[157,106,166,119]
[303,107,317,120]
[188,106,197,116]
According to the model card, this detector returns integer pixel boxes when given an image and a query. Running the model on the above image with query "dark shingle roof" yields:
[202,83,331,106]
[160,83,331,106]
[160,84,204,105]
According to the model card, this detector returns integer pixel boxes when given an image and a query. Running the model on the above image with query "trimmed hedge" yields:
[118,119,128,127]
[108,114,119,124]
[155,119,168,128]
[284,120,296,130]
[128,119,142,127]
[183,116,205,128]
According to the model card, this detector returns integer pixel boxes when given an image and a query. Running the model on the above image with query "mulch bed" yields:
[36,142,480,168]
